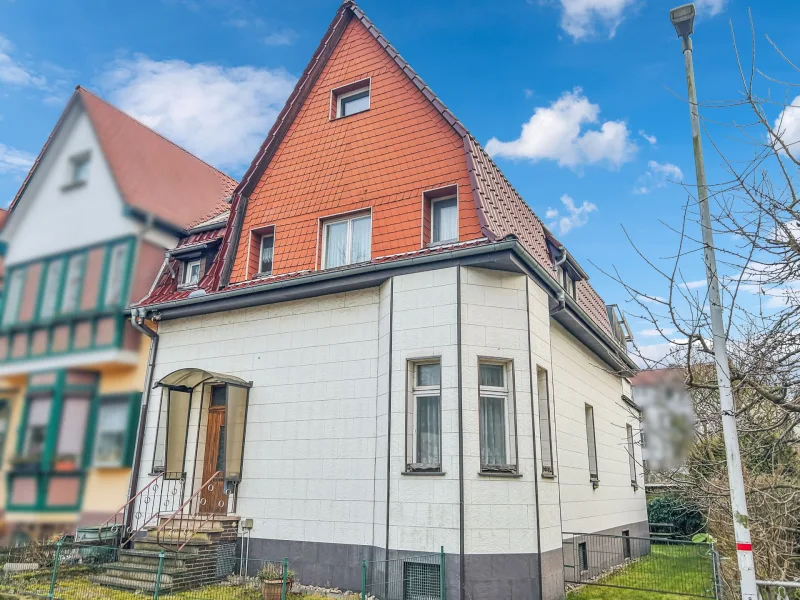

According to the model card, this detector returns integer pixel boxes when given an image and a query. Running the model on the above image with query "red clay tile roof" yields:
[631,367,685,387]
[6,87,236,231]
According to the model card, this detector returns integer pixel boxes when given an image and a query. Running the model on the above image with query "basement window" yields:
[332,79,371,119]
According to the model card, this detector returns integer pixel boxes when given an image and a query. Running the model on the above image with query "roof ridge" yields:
[76,86,237,187]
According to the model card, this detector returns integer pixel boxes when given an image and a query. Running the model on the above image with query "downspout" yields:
[456,266,465,600]
[124,307,159,541]
[550,249,567,317]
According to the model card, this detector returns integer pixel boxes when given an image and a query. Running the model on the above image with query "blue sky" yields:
[1,0,799,358]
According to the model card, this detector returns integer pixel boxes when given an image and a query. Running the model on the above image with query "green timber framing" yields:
[7,370,141,513]
[0,235,137,364]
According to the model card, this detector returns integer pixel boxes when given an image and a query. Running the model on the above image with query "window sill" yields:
[332,108,370,121]
[94,463,126,471]
[541,472,557,480]
[176,284,199,291]
[478,471,522,478]
[402,470,446,477]
[60,181,87,193]
[427,239,458,249]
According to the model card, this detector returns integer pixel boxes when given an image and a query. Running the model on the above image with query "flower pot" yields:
[54,460,76,472]
[261,580,283,600]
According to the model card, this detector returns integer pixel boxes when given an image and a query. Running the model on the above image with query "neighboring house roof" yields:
[631,367,686,387]
[7,87,236,232]
[136,0,617,341]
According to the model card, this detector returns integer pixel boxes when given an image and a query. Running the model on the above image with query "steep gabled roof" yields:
[7,87,236,232]
[213,0,614,336]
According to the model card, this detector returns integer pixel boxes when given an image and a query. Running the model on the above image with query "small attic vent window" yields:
[332,79,371,119]
[65,152,91,190]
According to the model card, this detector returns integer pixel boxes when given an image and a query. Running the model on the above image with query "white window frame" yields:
[259,233,275,276]
[321,212,372,270]
[585,403,599,483]
[537,366,555,477]
[39,259,64,320]
[336,85,371,118]
[627,423,638,489]
[70,152,91,185]
[183,259,201,287]
[2,268,26,326]
[60,253,86,315]
[559,265,577,299]
[94,397,130,468]
[104,242,130,307]
[408,360,442,470]
[478,359,516,471]
[431,196,458,245]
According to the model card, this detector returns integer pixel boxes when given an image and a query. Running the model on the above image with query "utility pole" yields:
[669,4,758,599]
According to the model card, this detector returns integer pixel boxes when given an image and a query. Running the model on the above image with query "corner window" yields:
[537,367,554,476]
[70,153,90,185]
[183,259,201,287]
[406,360,442,471]
[259,234,274,276]
[478,360,517,473]
[432,197,458,244]
[2,268,26,326]
[334,82,370,118]
[22,397,52,458]
[61,252,86,314]
[94,396,131,467]
[322,213,371,269]
[104,242,130,307]
[585,404,599,482]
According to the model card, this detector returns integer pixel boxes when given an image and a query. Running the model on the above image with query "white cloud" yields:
[263,30,298,46]
[639,129,657,145]
[695,0,728,17]
[634,160,683,194]
[486,88,636,169]
[681,279,707,290]
[0,143,35,174]
[773,96,800,153]
[0,35,46,88]
[546,194,597,235]
[100,55,296,171]
[638,294,667,304]
[639,327,676,337]
[553,0,637,41]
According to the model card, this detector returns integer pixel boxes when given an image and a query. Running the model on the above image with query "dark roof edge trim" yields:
[621,394,643,414]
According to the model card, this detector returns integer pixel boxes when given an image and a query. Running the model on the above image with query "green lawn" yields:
[566,545,716,600]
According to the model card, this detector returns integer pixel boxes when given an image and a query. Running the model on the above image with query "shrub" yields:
[647,495,704,539]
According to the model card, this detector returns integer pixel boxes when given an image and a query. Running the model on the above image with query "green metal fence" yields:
[361,547,445,600]
[0,540,292,600]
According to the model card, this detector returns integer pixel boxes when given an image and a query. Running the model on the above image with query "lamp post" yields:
[669,4,758,599]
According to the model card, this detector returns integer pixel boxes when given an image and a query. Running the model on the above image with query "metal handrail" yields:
[100,472,163,532]
[155,470,224,551]
[757,580,800,600]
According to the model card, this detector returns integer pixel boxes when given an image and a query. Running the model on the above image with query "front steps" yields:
[90,515,240,594]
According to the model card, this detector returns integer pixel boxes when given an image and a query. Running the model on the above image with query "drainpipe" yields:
[549,290,566,317]
[550,248,568,316]
[124,307,159,541]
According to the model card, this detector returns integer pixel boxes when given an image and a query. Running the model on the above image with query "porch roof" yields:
[154,368,252,391]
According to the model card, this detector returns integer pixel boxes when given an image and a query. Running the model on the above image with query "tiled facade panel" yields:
[230,18,482,282]
[80,247,105,311]
[389,269,460,554]
[139,288,385,548]
[460,268,538,555]
[550,323,646,534]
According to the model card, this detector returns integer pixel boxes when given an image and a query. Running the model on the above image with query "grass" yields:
[566,544,716,600]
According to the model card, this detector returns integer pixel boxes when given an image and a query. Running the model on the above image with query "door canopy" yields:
[154,368,251,392]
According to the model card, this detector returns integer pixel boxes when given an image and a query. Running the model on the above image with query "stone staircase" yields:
[90,515,240,594]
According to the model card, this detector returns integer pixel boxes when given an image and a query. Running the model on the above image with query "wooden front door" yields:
[200,406,228,514]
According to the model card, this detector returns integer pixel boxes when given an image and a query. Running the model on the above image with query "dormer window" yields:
[559,265,577,299]
[331,79,371,119]
[432,197,457,244]
[184,260,201,287]
[259,233,274,276]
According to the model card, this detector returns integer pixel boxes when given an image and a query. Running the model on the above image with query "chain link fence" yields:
[360,548,445,600]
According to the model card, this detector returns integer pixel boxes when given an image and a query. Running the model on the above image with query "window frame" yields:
[183,259,202,288]
[585,403,599,484]
[2,268,26,327]
[60,252,87,315]
[320,211,372,270]
[21,396,52,459]
[69,152,91,186]
[430,196,458,245]
[0,401,10,465]
[627,423,638,489]
[331,79,372,119]
[536,366,555,477]
[258,232,275,276]
[559,265,578,299]
[37,258,65,321]
[477,358,518,474]
[93,395,134,468]
[578,541,589,573]
[103,241,131,307]
[405,358,443,472]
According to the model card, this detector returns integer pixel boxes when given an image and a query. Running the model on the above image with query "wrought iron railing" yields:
[155,470,228,551]
[96,471,186,546]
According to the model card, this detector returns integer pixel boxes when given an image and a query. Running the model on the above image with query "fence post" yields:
[281,557,288,600]
[47,540,62,599]
[153,551,165,600]
[440,546,446,600]
[361,559,367,600]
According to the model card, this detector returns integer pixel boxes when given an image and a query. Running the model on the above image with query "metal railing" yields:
[757,580,800,600]
[361,548,445,600]
[563,531,719,599]
[94,471,186,547]
[155,470,228,551]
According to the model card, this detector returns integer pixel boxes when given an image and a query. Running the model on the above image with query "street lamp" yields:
[670,4,759,599]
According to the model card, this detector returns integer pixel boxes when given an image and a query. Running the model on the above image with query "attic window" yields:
[332,79,371,119]
[422,185,458,247]
[559,265,578,299]
[259,233,274,276]
[71,153,90,184]
[248,227,275,278]
[183,260,201,287]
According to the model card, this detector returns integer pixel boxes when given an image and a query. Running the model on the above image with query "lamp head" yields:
[670,3,695,38]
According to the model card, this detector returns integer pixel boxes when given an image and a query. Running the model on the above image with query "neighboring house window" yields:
[22,397,51,458]
[70,153,91,185]
[335,85,370,118]
[0,402,9,463]
[537,367,554,476]
[61,253,86,314]
[2,268,25,326]
[627,423,637,488]
[323,213,371,269]
[183,260,201,287]
[39,259,64,320]
[431,197,457,244]
[406,360,442,471]
[259,233,274,276]
[478,360,517,472]
[585,404,599,482]
[104,242,130,307]
[94,396,130,467]
[55,396,90,467]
